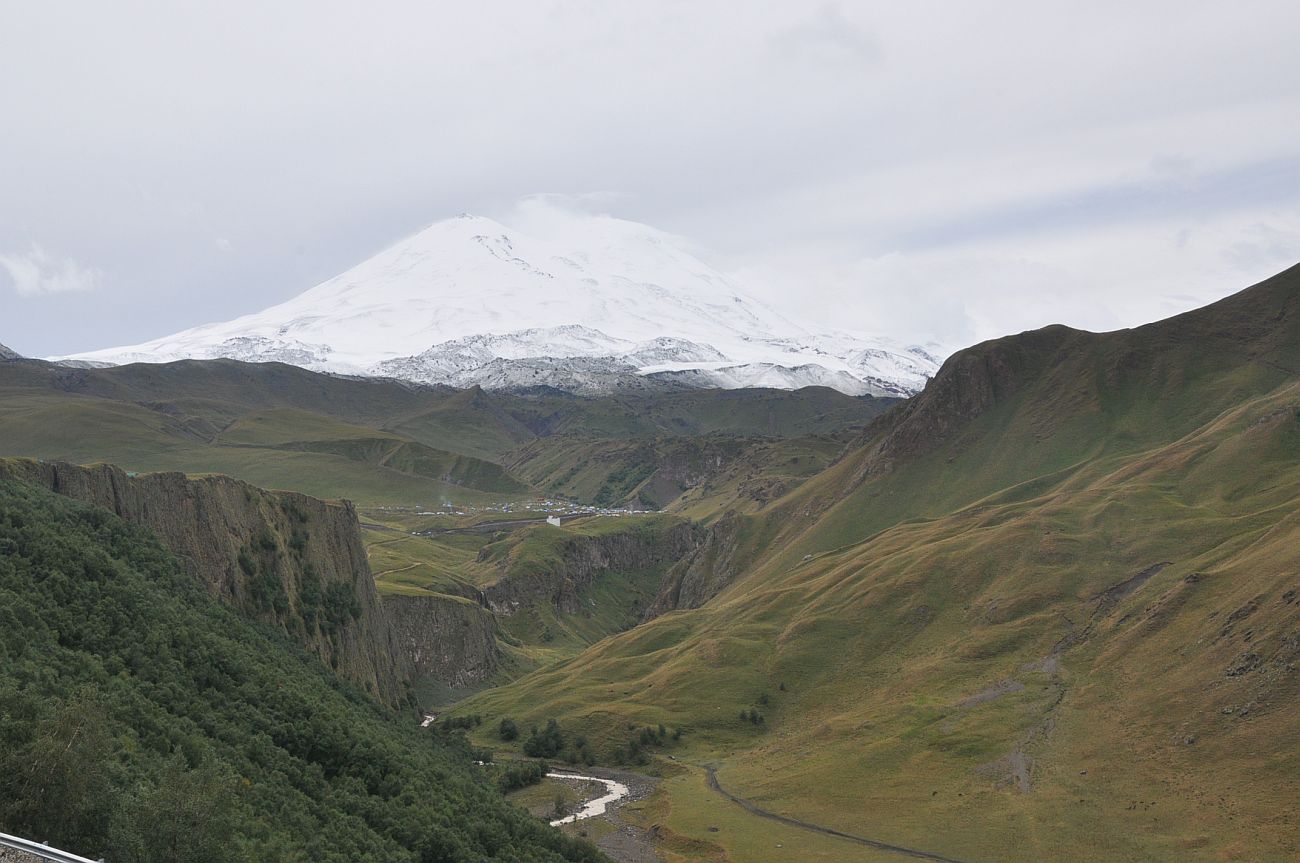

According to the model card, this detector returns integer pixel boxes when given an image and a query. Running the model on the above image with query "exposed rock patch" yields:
[384,593,502,685]
[955,678,1026,709]
[975,749,1033,794]
[0,458,409,705]
[1092,562,1171,618]
[643,511,744,619]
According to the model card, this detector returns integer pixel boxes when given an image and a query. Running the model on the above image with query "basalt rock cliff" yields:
[642,510,746,619]
[0,458,410,705]
[383,593,502,686]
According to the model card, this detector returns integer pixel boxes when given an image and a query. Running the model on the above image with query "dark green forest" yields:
[0,479,604,862]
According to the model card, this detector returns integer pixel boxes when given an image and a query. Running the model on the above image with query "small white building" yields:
[546,516,563,527]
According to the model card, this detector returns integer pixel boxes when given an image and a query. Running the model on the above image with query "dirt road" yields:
[704,767,972,863]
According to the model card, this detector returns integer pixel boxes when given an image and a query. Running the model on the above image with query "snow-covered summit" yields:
[59,213,941,396]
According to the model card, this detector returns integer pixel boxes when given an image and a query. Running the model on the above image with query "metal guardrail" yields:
[0,832,102,863]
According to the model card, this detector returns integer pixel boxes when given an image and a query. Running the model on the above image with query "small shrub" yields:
[498,718,519,741]
[522,719,565,758]
[497,760,549,794]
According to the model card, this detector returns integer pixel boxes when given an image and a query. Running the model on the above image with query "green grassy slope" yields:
[508,432,851,513]
[0,360,888,508]
[0,384,527,506]
[367,529,493,597]
[494,387,897,440]
[455,264,1300,862]
[0,477,603,863]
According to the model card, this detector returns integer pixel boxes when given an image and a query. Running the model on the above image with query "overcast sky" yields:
[2,1,1299,358]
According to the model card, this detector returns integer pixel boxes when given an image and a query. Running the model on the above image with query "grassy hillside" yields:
[454,265,1300,862]
[494,387,897,441]
[0,384,523,506]
[508,432,851,513]
[0,359,889,508]
[0,477,604,862]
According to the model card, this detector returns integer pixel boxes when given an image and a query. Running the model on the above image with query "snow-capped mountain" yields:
[59,214,942,396]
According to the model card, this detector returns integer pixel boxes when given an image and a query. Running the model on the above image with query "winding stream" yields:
[545,772,630,826]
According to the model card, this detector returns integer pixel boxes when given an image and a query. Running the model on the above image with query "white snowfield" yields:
[545,772,631,826]
[60,213,943,396]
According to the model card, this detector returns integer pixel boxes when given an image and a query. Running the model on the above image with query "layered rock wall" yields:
[0,459,410,704]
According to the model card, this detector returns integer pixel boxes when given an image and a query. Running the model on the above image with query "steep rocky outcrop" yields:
[481,520,700,616]
[842,263,1300,488]
[383,593,502,686]
[844,325,1075,482]
[0,343,21,361]
[0,459,410,705]
[643,510,745,619]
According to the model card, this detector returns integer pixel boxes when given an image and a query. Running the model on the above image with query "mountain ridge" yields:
[830,260,1300,492]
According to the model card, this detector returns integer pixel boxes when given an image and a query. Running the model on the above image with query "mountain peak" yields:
[58,214,941,395]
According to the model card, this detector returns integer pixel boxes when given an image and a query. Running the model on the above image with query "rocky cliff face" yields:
[846,325,1075,482]
[643,511,744,619]
[383,593,501,686]
[482,521,700,616]
[0,343,20,361]
[0,459,410,705]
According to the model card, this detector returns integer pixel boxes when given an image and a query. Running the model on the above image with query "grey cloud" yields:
[1224,221,1300,271]
[0,244,101,297]
[769,3,881,66]
[0,1,1297,357]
